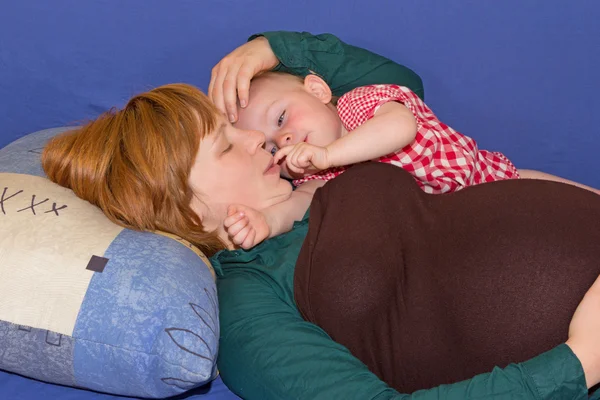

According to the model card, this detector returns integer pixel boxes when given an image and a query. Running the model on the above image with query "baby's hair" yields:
[252,71,338,105]
[251,71,304,84]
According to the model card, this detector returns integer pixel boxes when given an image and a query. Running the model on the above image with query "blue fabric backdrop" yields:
[1,0,599,186]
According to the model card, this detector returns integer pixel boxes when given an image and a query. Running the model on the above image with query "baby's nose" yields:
[276,133,294,148]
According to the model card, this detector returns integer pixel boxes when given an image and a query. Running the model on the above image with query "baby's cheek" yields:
[285,115,304,144]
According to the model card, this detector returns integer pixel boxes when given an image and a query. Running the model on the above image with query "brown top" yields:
[295,162,600,392]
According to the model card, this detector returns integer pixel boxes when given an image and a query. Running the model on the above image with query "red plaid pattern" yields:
[293,84,519,193]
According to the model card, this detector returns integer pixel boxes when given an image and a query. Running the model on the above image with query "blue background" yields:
[0,1,599,398]
[1,0,599,186]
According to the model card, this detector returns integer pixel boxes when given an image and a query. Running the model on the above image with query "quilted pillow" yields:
[0,127,219,398]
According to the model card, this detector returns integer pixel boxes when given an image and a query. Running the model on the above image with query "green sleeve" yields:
[217,272,588,400]
[249,31,425,100]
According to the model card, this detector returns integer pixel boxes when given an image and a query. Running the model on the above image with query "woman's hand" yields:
[566,274,600,388]
[224,204,271,249]
[208,36,279,123]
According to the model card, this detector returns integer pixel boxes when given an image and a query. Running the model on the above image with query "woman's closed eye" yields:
[277,110,286,127]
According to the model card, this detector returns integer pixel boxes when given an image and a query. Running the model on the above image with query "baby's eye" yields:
[277,110,286,127]
[270,145,279,156]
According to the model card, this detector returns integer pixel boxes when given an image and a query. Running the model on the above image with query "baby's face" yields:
[235,73,343,178]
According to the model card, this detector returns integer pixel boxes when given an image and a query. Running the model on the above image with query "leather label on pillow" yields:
[86,255,109,273]
[0,173,123,336]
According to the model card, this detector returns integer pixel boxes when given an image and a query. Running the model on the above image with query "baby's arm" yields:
[274,102,417,175]
[327,101,417,167]
[225,180,325,249]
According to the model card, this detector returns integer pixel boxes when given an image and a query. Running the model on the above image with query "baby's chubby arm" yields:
[275,102,418,175]
[224,180,326,249]
[327,102,417,167]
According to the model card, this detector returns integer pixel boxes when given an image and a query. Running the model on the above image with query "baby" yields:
[225,72,599,248]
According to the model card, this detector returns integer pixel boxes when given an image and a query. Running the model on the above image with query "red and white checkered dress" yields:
[292,84,519,193]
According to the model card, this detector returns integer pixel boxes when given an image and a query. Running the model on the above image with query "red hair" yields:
[42,83,226,256]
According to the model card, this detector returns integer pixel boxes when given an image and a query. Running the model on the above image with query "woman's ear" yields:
[304,74,332,104]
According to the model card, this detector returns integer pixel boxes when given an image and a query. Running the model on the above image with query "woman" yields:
[42,32,600,399]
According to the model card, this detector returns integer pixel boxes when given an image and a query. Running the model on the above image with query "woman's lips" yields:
[264,159,281,175]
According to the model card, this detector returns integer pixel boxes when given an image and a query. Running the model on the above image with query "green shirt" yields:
[210,31,587,399]
[250,31,425,100]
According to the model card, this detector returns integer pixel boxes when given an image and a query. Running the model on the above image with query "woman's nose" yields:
[246,130,266,153]
[276,133,293,148]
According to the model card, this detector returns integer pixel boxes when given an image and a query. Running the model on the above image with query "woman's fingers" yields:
[207,64,219,102]
[208,36,278,122]
[236,65,254,109]
[209,65,228,116]
[240,228,256,249]
[224,206,244,226]
[226,213,249,237]
[210,62,248,122]
[232,225,253,248]
[227,204,239,216]
[566,273,600,388]
[223,214,239,228]
[222,65,242,122]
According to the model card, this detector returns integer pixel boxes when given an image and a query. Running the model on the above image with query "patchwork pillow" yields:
[0,127,219,398]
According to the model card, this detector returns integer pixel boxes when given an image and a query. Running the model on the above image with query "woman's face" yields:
[189,116,293,230]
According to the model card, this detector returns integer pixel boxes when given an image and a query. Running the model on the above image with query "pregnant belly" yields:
[294,163,600,392]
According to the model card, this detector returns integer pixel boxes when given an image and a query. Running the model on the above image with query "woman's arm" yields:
[217,272,589,400]
[519,169,600,195]
[209,31,423,122]
[253,31,424,99]
[223,181,326,249]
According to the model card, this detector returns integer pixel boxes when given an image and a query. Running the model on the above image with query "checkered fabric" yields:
[293,84,519,193]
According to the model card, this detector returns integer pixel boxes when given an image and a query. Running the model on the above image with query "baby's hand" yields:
[274,143,331,175]
[224,204,271,249]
